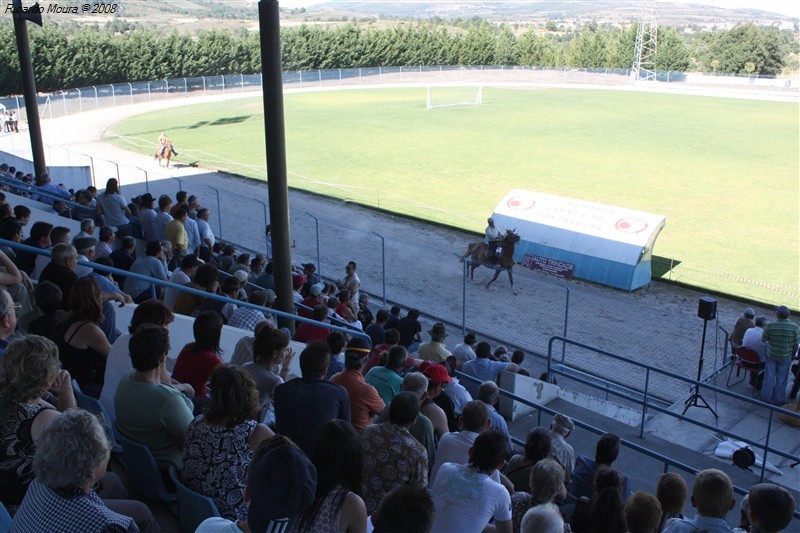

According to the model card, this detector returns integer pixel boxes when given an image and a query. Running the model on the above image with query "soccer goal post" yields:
[426,86,483,110]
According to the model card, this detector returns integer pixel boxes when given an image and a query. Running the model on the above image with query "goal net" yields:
[426,86,483,110]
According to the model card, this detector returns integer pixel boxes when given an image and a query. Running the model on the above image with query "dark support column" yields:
[258,0,294,332]
[12,0,46,179]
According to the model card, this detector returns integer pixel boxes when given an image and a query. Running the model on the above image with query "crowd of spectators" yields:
[0,172,797,532]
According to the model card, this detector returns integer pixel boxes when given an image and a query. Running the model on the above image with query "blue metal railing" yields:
[547,336,800,483]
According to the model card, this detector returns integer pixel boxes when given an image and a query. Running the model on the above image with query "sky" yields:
[276,0,800,19]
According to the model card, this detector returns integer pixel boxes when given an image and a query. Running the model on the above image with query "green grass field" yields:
[107,87,799,306]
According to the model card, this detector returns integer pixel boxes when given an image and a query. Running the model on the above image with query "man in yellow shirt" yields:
[165,207,189,266]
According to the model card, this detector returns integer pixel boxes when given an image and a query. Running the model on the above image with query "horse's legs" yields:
[486,267,502,289]
[468,262,476,281]
[507,268,517,295]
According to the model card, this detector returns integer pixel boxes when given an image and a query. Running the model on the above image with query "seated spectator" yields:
[198,275,239,323]
[90,257,133,304]
[430,400,490,483]
[196,435,316,533]
[182,365,274,521]
[291,272,305,304]
[397,308,423,351]
[14,220,52,275]
[331,337,386,433]
[242,327,295,425]
[73,236,97,277]
[294,420,367,533]
[255,261,276,292]
[422,364,452,439]
[26,281,66,341]
[39,243,78,310]
[418,322,452,363]
[662,469,736,533]
[172,262,219,317]
[463,342,519,393]
[100,300,192,423]
[247,254,267,290]
[228,252,250,275]
[115,324,194,471]
[364,328,403,373]
[73,217,95,241]
[299,282,326,319]
[0,289,19,357]
[360,391,428,515]
[13,205,31,226]
[96,225,115,259]
[569,433,631,501]
[125,240,168,303]
[163,253,199,309]
[172,311,225,404]
[370,485,434,533]
[229,320,273,367]
[656,472,688,531]
[0,336,76,507]
[512,349,531,377]
[31,172,71,206]
[365,344,408,405]
[274,342,351,456]
[442,356,473,417]
[229,290,272,331]
[30,225,71,282]
[52,277,111,398]
[217,244,236,273]
[357,293,373,328]
[430,428,511,533]
[477,380,513,452]
[521,503,564,533]
[452,331,478,367]
[11,408,157,532]
[730,308,756,351]
[0,218,24,260]
[294,304,332,344]
[365,308,388,346]
[511,458,566,533]
[625,492,662,533]
[504,426,555,493]
[746,483,795,533]
[324,331,347,380]
[549,413,575,486]
[232,269,250,300]
[109,235,135,288]
[573,467,628,533]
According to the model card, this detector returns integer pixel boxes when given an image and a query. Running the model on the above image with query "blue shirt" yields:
[462,358,511,384]
[568,454,631,501]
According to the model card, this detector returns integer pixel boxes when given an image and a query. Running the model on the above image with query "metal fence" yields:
[1,65,796,120]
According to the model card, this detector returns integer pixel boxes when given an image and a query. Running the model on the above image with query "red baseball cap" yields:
[423,363,452,384]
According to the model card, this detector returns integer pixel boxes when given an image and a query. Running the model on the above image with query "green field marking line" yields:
[105,86,800,306]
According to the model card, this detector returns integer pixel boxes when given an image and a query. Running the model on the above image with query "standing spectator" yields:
[300,263,319,296]
[360,391,428,515]
[274,342,351,456]
[155,194,173,241]
[169,190,188,217]
[115,324,194,471]
[182,365,274,521]
[165,206,189,265]
[172,311,224,403]
[453,331,478,367]
[397,308,423,352]
[418,322,452,363]
[549,413,576,486]
[294,420,368,533]
[96,178,131,238]
[183,205,201,256]
[331,337,386,433]
[730,308,756,350]
[662,469,736,533]
[125,241,167,303]
[761,305,799,405]
[337,261,361,313]
[196,208,215,261]
[430,429,511,533]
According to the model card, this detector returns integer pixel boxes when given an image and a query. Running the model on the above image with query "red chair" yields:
[726,347,764,396]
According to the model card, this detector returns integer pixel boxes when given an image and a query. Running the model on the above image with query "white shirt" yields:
[163,268,191,309]
[196,518,245,533]
[183,216,201,254]
[155,211,173,241]
[430,463,511,533]
[139,208,159,242]
[197,217,215,248]
[429,430,500,485]
[442,377,472,416]
[742,326,767,361]
[99,333,133,423]
[452,343,477,365]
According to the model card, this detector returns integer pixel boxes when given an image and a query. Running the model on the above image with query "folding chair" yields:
[726,347,763,396]
[114,427,177,503]
[168,467,220,533]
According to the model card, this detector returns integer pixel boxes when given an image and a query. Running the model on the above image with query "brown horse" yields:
[154,140,175,167]
[462,229,521,294]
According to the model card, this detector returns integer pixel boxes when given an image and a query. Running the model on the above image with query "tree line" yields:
[0,21,794,96]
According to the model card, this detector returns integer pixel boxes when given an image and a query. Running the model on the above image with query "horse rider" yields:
[485,217,501,260]
[158,131,178,158]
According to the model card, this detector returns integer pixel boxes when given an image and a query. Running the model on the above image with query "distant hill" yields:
[307,1,794,24]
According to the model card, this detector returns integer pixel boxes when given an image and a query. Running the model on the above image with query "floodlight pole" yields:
[259,0,294,332]
[12,0,47,179]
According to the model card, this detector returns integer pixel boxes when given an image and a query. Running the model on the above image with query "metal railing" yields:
[547,336,800,483]
[456,369,800,521]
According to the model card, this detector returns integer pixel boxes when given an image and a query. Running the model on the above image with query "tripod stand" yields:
[682,315,718,419]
